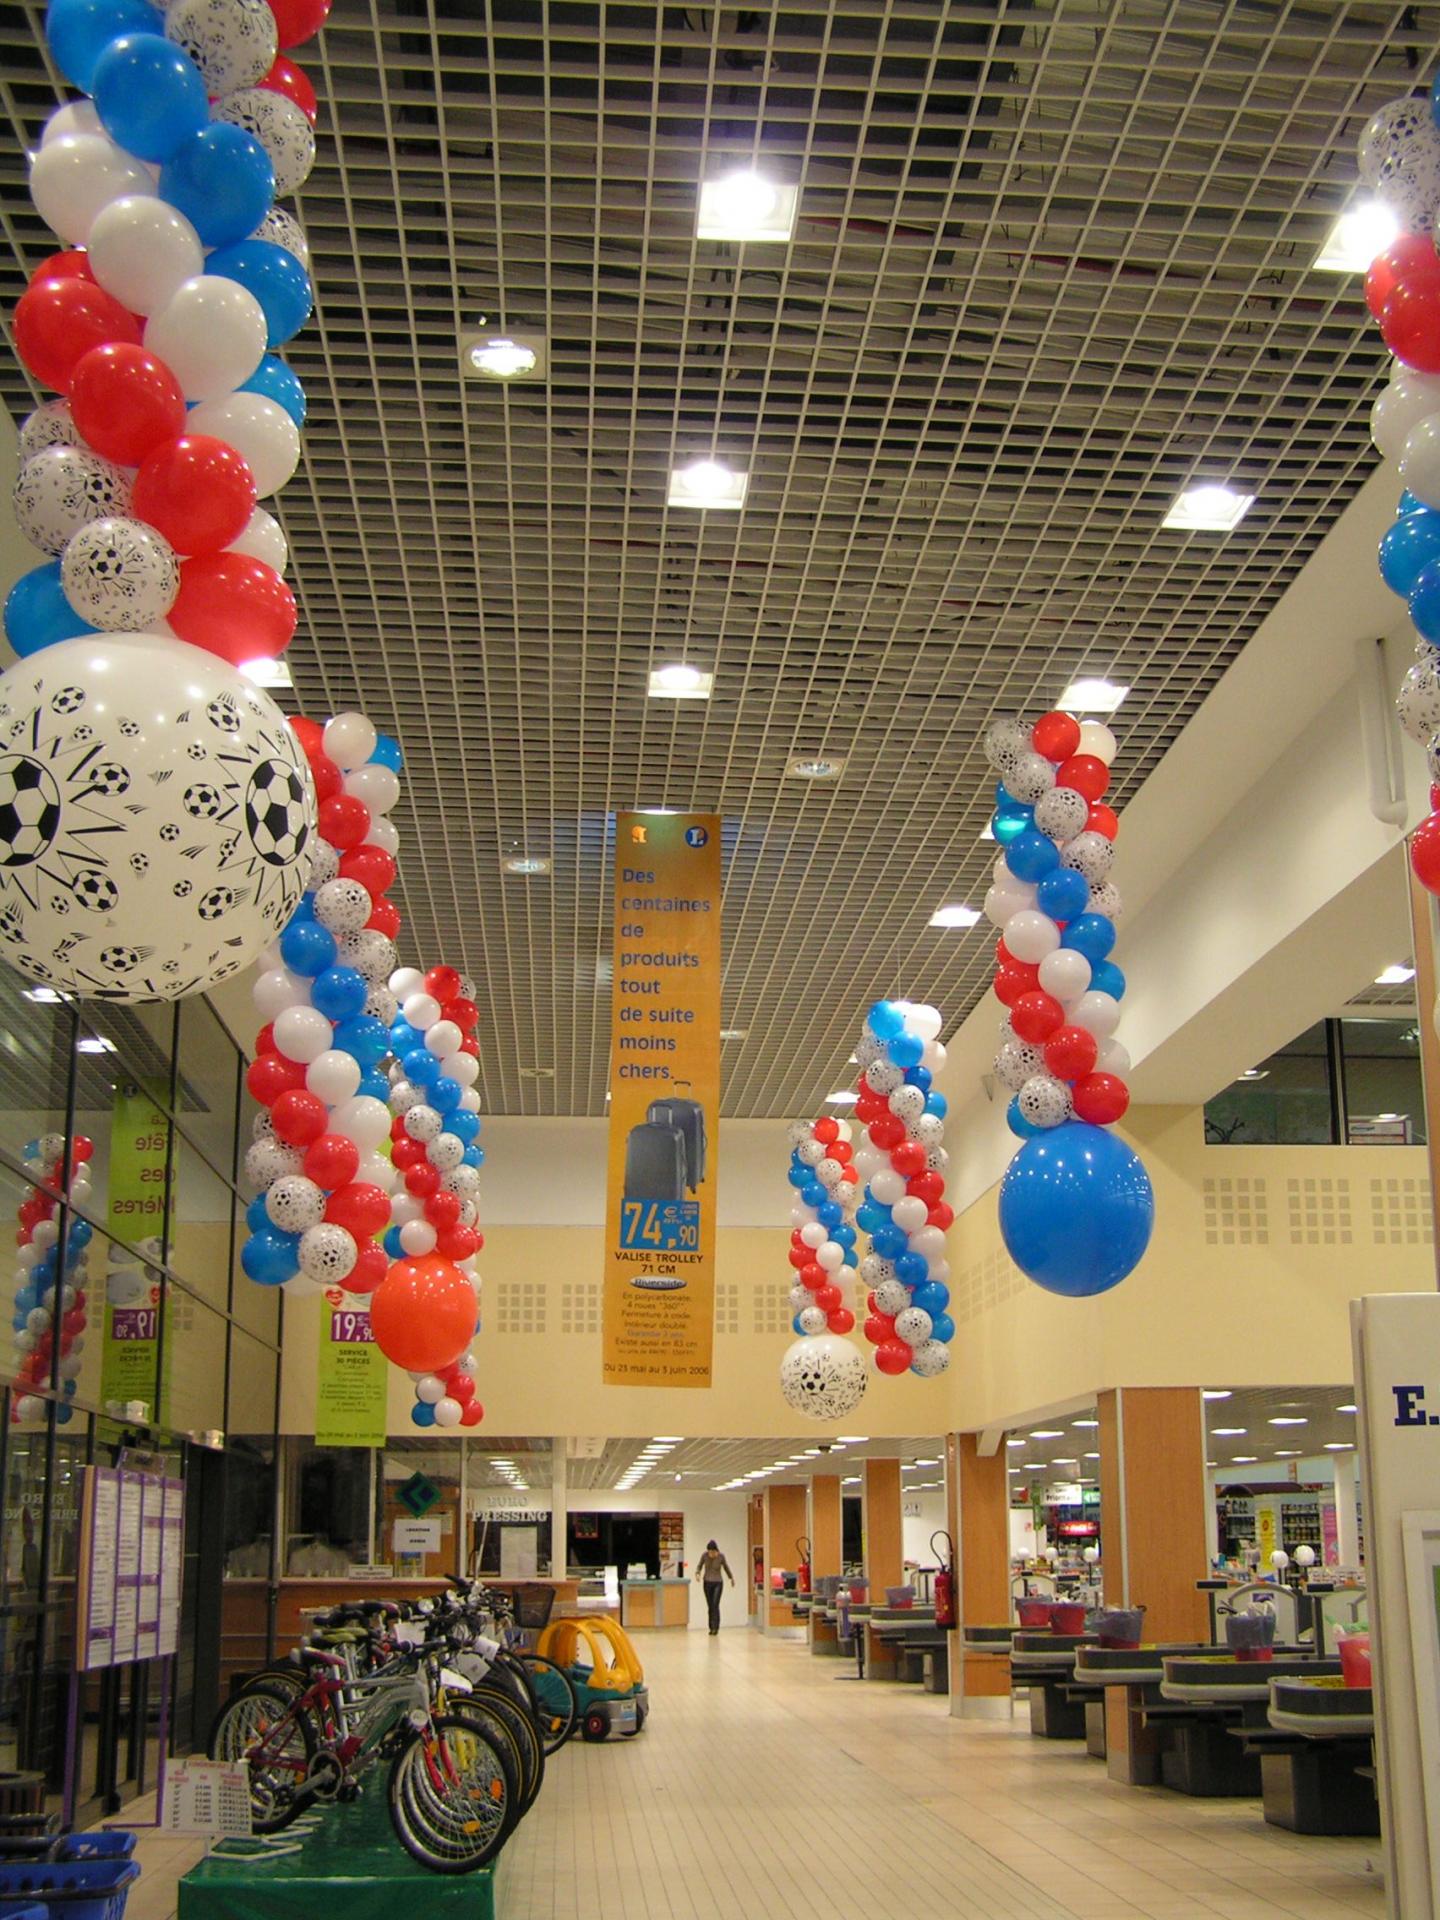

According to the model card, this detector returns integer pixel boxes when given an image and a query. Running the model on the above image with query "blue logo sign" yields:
[684,825,708,848]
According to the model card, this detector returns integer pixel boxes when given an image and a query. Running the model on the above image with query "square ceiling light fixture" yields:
[1375,963,1416,985]
[696,171,798,243]
[461,330,547,381]
[1059,677,1129,714]
[1163,482,1255,532]
[240,657,292,690]
[1314,201,1399,272]
[667,459,748,509]
[648,663,713,699]
[929,903,981,929]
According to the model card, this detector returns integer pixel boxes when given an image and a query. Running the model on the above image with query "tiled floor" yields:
[116,1630,1388,1919]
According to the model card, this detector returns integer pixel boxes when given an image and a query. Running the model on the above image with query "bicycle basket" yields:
[515,1583,556,1631]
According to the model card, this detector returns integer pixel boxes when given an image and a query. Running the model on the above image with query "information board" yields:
[163,1759,253,1838]
[75,1464,184,1671]
[315,1298,389,1447]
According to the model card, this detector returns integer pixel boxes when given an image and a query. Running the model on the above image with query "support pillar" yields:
[762,1483,807,1633]
[808,1474,841,1654]
[1098,1386,1209,1783]
[947,1433,1011,1718]
[747,1493,763,1626]
[862,1456,901,1680]
[1332,1449,1360,1568]
[549,1439,567,1583]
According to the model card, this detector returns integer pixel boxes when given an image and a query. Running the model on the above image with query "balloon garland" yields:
[0,0,327,1004]
[10,1131,92,1423]
[1358,87,1440,902]
[777,1110,868,1418]
[981,712,1155,1298]
[849,1001,955,1379]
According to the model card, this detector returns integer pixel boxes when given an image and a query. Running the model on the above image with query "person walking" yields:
[695,1539,734,1634]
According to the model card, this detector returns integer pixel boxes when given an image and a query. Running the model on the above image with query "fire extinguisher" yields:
[796,1535,811,1595]
[932,1529,956,1629]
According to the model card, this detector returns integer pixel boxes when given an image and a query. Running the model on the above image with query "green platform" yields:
[178,1786,505,1920]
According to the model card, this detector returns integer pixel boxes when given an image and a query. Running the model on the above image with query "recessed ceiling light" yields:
[1375,964,1416,986]
[1314,200,1400,272]
[1082,1451,1099,1460]
[1269,1417,1306,1427]
[1237,1069,1269,1082]
[1163,482,1255,533]
[1022,1462,1047,1470]
[1059,678,1129,715]
[77,1035,116,1055]
[667,459,748,509]
[1005,1438,1026,1448]
[825,1089,858,1105]
[1212,1427,1247,1436]
[837,1436,868,1444]
[1231,1455,1258,1464]
[1274,1450,1302,1458]
[1336,1404,1357,1414]
[1373,1112,1405,1123]
[787,755,846,780]
[720,1028,748,1041]
[240,656,292,689]
[653,1436,683,1443]
[1202,1390,1231,1401]
[502,855,552,876]
[23,986,63,1005]
[461,331,546,380]
[648,663,713,699]
[1030,1430,1063,1439]
[696,171,798,242]
[1324,1442,1354,1451]
[1072,1418,1099,1427]
[929,903,981,929]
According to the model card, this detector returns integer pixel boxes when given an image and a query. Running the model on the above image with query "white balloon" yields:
[342,762,399,816]
[1372,369,1440,462]
[186,393,299,497]
[909,1226,947,1264]
[145,277,267,403]
[41,100,102,148]
[18,400,81,464]
[873,1279,909,1316]
[1400,411,1440,510]
[390,967,425,999]
[324,712,378,771]
[433,1396,463,1428]
[306,1049,363,1105]
[367,816,399,858]
[908,1003,943,1044]
[799,1220,827,1249]
[87,197,203,316]
[399,1220,438,1255]
[1071,990,1121,1039]
[1097,1038,1131,1077]
[797,1306,829,1336]
[356,1150,397,1193]
[1076,720,1116,764]
[922,1040,947,1074]
[415,1373,445,1404]
[1038,947,1091,1003]
[228,507,288,574]
[29,133,154,246]
[424,1019,463,1058]
[253,206,309,267]
[1003,910,1061,964]
[891,1196,928,1234]
[212,87,316,196]
[254,966,309,1021]
[297,1224,356,1284]
[273,1004,333,1065]
[61,518,178,632]
[894,1306,933,1347]
[449,1053,480,1088]
[870,1169,906,1207]
[816,1242,845,1272]
[403,992,442,1030]
[985,884,1028,928]
[14,447,131,557]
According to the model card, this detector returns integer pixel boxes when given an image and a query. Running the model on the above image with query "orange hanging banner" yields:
[602,811,721,1386]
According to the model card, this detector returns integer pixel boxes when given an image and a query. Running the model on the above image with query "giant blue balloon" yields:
[5,562,96,656]
[240,354,307,427]
[92,33,208,163]
[45,0,154,90]
[207,241,312,347]
[159,125,274,248]
[999,1121,1154,1297]
[1380,507,1440,597]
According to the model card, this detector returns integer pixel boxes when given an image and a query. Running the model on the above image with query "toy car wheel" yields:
[582,1710,610,1742]
[634,1702,648,1732]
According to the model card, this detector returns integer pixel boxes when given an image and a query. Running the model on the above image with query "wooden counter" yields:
[619,1580,690,1629]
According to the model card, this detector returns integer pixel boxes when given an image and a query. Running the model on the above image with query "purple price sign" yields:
[330,1309,374,1344]
[112,1307,157,1342]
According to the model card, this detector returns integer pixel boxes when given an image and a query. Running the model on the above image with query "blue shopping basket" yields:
[0,1858,139,1920]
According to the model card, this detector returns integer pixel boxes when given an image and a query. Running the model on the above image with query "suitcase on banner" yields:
[623,1121,687,1202]
[646,1094,706,1191]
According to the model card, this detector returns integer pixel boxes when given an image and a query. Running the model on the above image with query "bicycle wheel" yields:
[456,1682,543,1814]
[388,1714,512,1874]
[515,1653,577,1752]
[207,1682,317,1834]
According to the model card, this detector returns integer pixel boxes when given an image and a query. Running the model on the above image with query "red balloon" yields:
[367,898,402,939]
[29,250,95,289]
[1086,801,1119,841]
[426,1191,462,1231]
[891,1141,926,1178]
[1031,710,1081,763]
[814,1283,842,1312]
[827,1307,855,1335]
[788,1245,810,1271]
[875,1338,912,1376]
[425,966,462,1002]
[993,967,1035,1010]
[131,433,257,555]
[460,1401,484,1428]
[1012,990,1064,1044]
[247,1053,305,1106]
[813,1117,839,1146]
[304,1132,359,1190]
[436,1224,479,1261]
[863,1311,895,1345]
[449,1374,476,1405]
[271,1086,327,1145]
[1043,1023,1099,1082]
[1432,781,1440,813]
[1366,234,1440,319]
[831,1140,852,1164]
[390,1136,425,1170]
[338,844,396,896]
[14,275,141,393]
[460,1037,480,1059]
[1055,753,1110,802]
[1383,276,1440,375]
[169,553,295,663]
[318,793,371,850]
[259,51,318,120]
[288,715,324,757]
[309,754,342,803]
[71,1136,93,1164]
[867,1115,904,1151]
[927,1202,955,1231]
[369,1254,476,1372]
[908,1170,944,1206]
[267,0,331,47]
[69,344,185,468]
[405,1162,441,1198]
[799,1262,825,1291]
[1072,1072,1130,1125]
[345,1243,388,1294]
[1411,810,1440,893]
[323,1181,390,1239]
[443,994,477,1033]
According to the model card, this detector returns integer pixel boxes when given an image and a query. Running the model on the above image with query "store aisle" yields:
[505,1630,1386,1920]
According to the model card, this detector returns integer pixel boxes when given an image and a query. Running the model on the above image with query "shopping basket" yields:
[514,1583,556,1632]
[54,1838,135,1865]
[0,1856,139,1920]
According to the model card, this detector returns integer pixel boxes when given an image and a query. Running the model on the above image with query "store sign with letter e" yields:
[603,810,721,1386]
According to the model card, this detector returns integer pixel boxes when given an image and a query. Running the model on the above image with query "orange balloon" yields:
[368,1255,476,1372]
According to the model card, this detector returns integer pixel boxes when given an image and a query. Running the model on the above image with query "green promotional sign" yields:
[398,1471,441,1518]
[100,1086,169,1416]
[315,1300,389,1447]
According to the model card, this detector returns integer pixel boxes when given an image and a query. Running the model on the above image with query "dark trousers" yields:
[703,1580,723,1632]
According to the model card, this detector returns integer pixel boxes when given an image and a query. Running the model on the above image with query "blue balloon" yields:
[1007,1095,1042,1139]
[792,1313,807,1336]
[872,1223,907,1261]
[1432,70,1440,131]
[383,1226,404,1258]
[403,1046,441,1088]
[801,1182,826,1210]
[242,1227,300,1286]
[925,1092,948,1119]
[993,808,1032,847]
[1380,508,1440,597]
[1062,913,1115,963]
[23,1140,39,1160]
[411,1401,437,1428]
[279,917,336,977]
[45,0,154,89]
[389,1020,424,1055]
[1400,488,1425,516]
[1412,558,1440,645]
[159,124,274,249]
[911,1281,949,1317]
[334,1015,390,1069]
[5,562,96,656]
[855,1202,887,1235]
[57,1404,73,1425]
[817,1200,843,1231]
[207,241,312,347]
[357,1070,389,1101]
[787,1164,811,1189]
[447,1111,480,1145]
[92,32,207,162]
[1037,866,1089,920]
[1006,828,1060,883]
[896,1250,929,1287]
[887,1030,924,1070]
[240,354,307,427]
[866,1000,906,1041]
[430,1076,462,1114]
[245,1194,271,1234]
[463,1146,483,1167]
[998,1120,1154,1297]
[1088,959,1126,1001]
[311,965,367,1021]
[930,1312,955,1343]
[369,733,404,772]
[289,891,316,921]
[68,1218,92,1250]
[832,1224,856,1250]
[905,1066,932,1093]
[995,781,1025,809]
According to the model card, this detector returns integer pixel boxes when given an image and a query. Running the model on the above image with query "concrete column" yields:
[1332,1449,1360,1567]
[549,1439,567,1581]
[947,1433,1011,1718]
[862,1456,902,1679]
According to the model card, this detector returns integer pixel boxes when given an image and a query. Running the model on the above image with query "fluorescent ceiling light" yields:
[720,1029,748,1041]
[1231,1455,1258,1464]
[461,331,546,380]
[1072,1418,1099,1427]
[1269,1416,1307,1426]
[825,1089,858,1105]
[648,663,713,699]
[1082,1451,1099,1460]
[929,903,981,929]
[502,855,551,876]
[667,459,748,509]
[787,755,846,780]
[1336,1404,1357,1414]
[653,1436,683,1443]
[1314,200,1399,272]
[1030,1429,1063,1439]
[1237,1069,1269,1082]
[1059,678,1128,715]
[696,171,798,242]
[1005,1438,1026,1448]
[77,1036,116,1055]
[1202,1390,1231,1401]
[837,1436,868,1444]
[1324,1442,1354,1451]
[1274,1450,1301,1458]
[1375,964,1416,985]
[1212,1427,1247,1436]
[240,657,291,689]
[1163,482,1255,533]
[23,986,62,1005]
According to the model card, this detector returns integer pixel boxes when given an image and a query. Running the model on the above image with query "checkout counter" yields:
[618,1577,690,1629]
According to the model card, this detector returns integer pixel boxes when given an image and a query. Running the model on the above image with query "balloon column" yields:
[849,1001,954,1379]
[1358,89,1440,903]
[981,712,1154,1297]
[10,1131,93,1423]
[777,1110,868,1418]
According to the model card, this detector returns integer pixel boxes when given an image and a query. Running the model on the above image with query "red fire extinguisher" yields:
[796,1535,811,1595]
[932,1529,956,1629]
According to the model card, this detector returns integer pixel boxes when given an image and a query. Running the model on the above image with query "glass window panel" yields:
[230,1228,280,1345]
[1340,1017,1427,1144]
[381,1443,462,1577]
[0,970,73,1199]
[159,1290,226,1437]
[175,998,241,1184]
[0,1412,49,1775]
[224,1434,276,1580]
[169,1132,235,1314]
[284,1443,374,1572]
[227,1328,276,1442]
[1204,1022,1334,1145]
